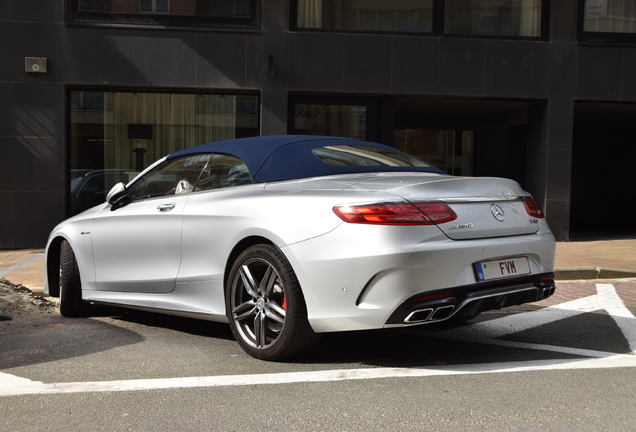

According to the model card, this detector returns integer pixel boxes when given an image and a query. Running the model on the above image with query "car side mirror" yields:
[106,182,130,210]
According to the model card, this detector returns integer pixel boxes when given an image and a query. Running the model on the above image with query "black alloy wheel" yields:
[226,244,320,361]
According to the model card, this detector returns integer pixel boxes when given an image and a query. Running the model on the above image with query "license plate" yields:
[474,256,530,281]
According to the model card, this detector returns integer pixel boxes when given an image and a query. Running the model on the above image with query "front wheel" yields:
[226,244,320,361]
[59,240,90,317]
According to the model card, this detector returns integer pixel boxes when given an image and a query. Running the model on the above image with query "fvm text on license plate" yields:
[474,256,530,281]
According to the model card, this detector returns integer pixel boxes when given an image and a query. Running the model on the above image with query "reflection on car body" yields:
[46,136,556,361]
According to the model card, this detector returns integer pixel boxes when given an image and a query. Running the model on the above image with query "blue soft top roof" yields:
[167,135,445,183]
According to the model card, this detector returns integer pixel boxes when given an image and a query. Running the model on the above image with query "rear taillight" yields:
[523,199,545,218]
[415,291,454,303]
[333,202,457,225]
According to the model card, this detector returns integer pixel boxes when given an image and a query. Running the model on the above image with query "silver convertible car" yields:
[45,135,556,360]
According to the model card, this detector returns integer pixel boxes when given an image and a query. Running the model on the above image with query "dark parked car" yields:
[70,169,133,214]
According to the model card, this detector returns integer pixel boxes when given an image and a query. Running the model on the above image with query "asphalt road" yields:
[1,280,636,431]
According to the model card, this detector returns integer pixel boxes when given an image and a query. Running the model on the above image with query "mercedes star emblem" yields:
[490,204,505,222]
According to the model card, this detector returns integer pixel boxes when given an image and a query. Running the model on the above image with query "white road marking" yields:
[2,355,636,397]
[436,283,636,354]
[1,283,635,397]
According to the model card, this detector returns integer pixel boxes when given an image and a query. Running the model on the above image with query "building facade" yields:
[2,0,636,248]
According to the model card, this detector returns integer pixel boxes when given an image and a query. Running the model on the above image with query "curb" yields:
[555,267,636,281]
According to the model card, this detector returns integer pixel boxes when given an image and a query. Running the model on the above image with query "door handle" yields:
[157,203,176,212]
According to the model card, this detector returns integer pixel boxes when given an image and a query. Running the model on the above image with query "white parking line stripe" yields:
[433,335,628,359]
[2,283,635,397]
[438,284,636,352]
[2,355,636,397]
[596,284,636,354]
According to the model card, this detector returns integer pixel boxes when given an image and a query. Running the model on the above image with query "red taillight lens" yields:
[415,291,454,303]
[413,203,458,224]
[523,199,545,218]
[333,202,457,225]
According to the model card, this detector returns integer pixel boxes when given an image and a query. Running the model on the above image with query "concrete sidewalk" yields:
[1,240,636,293]
[553,239,636,280]
[0,249,45,291]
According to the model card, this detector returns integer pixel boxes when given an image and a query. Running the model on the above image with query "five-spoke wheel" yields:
[226,244,319,360]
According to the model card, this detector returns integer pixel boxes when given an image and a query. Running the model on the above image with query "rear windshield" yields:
[312,145,433,168]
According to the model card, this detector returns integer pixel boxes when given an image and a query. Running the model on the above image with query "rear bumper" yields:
[284,221,555,333]
[385,272,556,327]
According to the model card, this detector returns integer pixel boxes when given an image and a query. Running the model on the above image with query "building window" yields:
[78,0,110,12]
[69,89,259,215]
[292,0,547,39]
[139,0,170,14]
[68,0,256,28]
[445,0,543,37]
[583,0,636,33]
[293,104,367,140]
[395,129,473,176]
[295,0,433,33]
[579,0,636,42]
[289,94,377,140]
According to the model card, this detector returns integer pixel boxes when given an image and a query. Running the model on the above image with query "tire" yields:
[59,240,90,317]
[226,244,320,361]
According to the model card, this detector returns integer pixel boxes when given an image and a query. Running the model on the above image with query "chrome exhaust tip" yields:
[403,305,456,324]
[430,305,455,320]
[404,308,433,323]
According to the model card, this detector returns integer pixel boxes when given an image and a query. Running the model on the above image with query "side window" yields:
[128,154,212,200]
[194,154,253,191]
[69,0,258,29]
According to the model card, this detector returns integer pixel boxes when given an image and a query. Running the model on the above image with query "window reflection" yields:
[126,153,253,201]
[297,0,433,33]
[295,0,544,37]
[313,145,433,167]
[294,104,367,140]
[70,90,259,215]
[128,155,212,200]
[583,0,636,33]
[395,129,474,176]
[444,0,542,37]
[75,0,252,19]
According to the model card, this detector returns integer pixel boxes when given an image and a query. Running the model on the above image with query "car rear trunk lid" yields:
[357,174,541,240]
[436,199,539,239]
